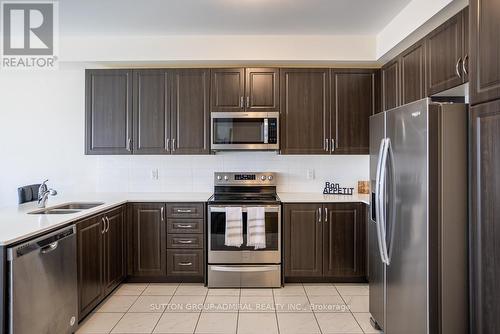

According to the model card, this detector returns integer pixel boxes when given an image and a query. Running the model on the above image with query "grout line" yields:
[272,287,281,334]
[235,288,241,334]
[192,286,209,334]
[303,283,324,334]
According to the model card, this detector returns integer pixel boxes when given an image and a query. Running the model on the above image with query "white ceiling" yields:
[60,0,413,36]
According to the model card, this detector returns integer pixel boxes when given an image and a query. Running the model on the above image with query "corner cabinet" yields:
[85,69,133,155]
[284,203,367,282]
[77,205,126,320]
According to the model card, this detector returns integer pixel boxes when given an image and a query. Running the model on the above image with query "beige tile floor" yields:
[77,282,381,334]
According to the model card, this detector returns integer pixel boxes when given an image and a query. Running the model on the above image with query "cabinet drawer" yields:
[167,249,204,277]
[166,203,204,218]
[167,234,204,249]
[167,219,204,234]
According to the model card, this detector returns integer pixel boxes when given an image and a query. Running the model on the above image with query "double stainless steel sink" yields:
[29,202,104,215]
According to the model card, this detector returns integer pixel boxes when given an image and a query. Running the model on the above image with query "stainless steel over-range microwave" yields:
[210,112,279,151]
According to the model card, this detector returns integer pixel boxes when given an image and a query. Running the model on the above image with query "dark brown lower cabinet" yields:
[284,203,366,282]
[129,203,167,278]
[470,100,500,334]
[77,205,126,320]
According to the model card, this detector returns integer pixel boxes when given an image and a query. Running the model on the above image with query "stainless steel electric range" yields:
[207,172,281,288]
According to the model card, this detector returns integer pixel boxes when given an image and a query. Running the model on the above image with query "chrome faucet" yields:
[38,180,57,208]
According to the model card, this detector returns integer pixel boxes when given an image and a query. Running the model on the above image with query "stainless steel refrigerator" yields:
[368,98,468,334]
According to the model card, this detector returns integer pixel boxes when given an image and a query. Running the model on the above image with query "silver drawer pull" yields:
[176,209,193,213]
[177,240,193,244]
[177,224,193,228]
[178,262,193,266]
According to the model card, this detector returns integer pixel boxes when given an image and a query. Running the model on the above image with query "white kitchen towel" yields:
[246,207,266,250]
[225,207,243,247]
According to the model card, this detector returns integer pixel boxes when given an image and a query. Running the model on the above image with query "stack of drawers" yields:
[166,203,205,279]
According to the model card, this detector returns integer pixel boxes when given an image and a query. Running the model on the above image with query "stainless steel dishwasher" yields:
[7,225,78,334]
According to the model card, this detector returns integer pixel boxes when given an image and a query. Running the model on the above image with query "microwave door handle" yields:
[264,118,269,144]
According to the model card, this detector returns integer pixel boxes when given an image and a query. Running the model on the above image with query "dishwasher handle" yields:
[7,225,76,261]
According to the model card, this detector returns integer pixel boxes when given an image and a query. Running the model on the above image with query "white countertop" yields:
[0,192,212,246]
[0,191,369,246]
[278,192,370,204]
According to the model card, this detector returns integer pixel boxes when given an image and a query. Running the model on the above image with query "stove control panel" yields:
[214,172,277,186]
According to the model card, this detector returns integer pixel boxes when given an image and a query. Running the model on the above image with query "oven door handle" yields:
[209,206,280,213]
[210,266,278,273]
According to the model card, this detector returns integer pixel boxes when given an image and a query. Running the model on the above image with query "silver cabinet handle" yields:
[177,224,193,228]
[462,54,468,77]
[165,138,170,151]
[172,138,176,152]
[126,138,132,151]
[318,207,322,223]
[246,96,250,108]
[331,139,335,152]
[455,57,462,78]
[101,217,106,234]
[324,139,329,152]
[161,207,165,221]
[176,209,193,213]
[105,217,110,232]
[177,240,194,244]
[178,262,193,266]
[240,96,244,108]
[324,208,328,222]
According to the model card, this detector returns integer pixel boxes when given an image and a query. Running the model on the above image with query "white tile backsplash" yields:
[95,153,369,194]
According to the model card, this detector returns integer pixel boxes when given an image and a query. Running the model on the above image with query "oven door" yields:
[208,205,281,264]
[211,112,279,150]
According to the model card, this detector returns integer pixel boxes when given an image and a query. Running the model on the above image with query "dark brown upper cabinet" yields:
[323,203,366,279]
[210,68,245,112]
[280,68,330,154]
[331,69,377,154]
[426,10,468,95]
[470,100,500,334]
[470,0,500,105]
[381,59,400,111]
[210,68,279,112]
[245,68,280,112]
[400,40,426,105]
[171,69,210,154]
[85,69,133,155]
[284,203,367,282]
[133,69,210,155]
[133,69,170,154]
[130,203,167,278]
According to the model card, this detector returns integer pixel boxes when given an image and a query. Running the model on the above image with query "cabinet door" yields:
[85,69,133,155]
[280,68,330,154]
[103,207,126,294]
[133,69,171,154]
[401,40,426,105]
[470,100,500,334]
[470,0,500,105]
[323,203,366,279]
[77,215,104,319]
[331,69,376,154]
[131,203,167,277]
[211,68,245,112]
[426,12,464,95]
[381,59,400,111]
[171,69,210,154]
[245,68,279,112]
[284,204,323,278]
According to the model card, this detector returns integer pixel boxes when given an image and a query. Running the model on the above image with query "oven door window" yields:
[213,118,265,144]
[210,211,279,251]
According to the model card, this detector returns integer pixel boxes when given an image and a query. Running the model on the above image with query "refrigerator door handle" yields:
[374,138,387,265]
[386,139,397,263]
[378,138,390,265]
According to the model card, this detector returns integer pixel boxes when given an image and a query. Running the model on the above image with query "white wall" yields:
[0,67,368,208]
